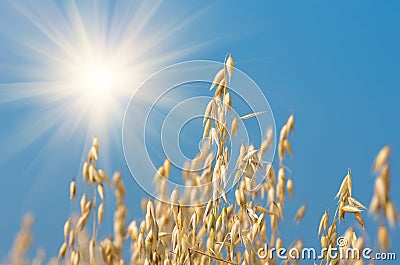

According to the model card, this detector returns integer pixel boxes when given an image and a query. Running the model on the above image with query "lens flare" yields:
[0,1,209,170]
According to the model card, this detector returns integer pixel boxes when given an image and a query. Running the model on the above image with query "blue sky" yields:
[0,0,399,262]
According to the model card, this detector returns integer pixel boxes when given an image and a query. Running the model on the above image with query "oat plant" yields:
[4,55,398,265]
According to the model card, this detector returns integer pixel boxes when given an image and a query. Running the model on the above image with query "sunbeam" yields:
[0,0,209,170]
[0,2,217,240]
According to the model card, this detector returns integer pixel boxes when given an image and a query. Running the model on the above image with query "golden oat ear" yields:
[225,53,234,80]
[318,210,329,237]
[69,179,76,201]
[373,145,390,171]
[294,204,307,224]
[210,68,225,91]
[378,225,390,252]
[97,202,104,225]
[369,145,397,252]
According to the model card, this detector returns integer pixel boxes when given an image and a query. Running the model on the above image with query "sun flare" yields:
[0,0,206,170]
[85,63,116,94]
[72,59,120,108]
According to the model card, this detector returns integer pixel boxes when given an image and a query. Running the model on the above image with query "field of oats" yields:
[4,56,399,265]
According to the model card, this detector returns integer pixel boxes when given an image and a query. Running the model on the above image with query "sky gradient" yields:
[0,1,399,263]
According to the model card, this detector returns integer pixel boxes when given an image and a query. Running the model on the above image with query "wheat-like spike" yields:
[238,111,264,120]
[69,179,76,201]
[294,204,307,224]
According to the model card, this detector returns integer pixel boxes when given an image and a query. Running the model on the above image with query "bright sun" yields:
[0,0,202,164]
[84,63,116,95]
[70,58,121,117]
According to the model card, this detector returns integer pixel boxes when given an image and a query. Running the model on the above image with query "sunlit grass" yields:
[4,55,398,265]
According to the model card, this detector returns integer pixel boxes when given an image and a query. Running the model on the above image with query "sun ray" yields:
[0,1,225,203]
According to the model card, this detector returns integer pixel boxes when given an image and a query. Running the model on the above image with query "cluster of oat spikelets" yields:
[4,55,398,265]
